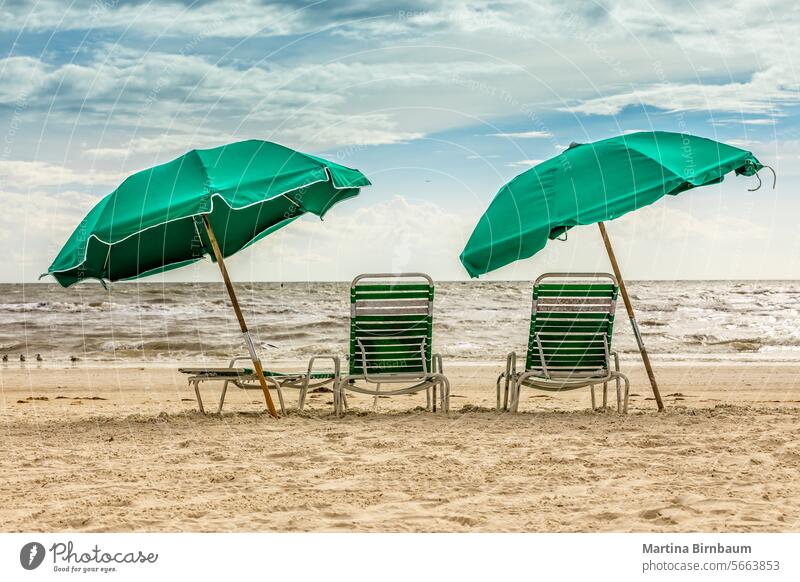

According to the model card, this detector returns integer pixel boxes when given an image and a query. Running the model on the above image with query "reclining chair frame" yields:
[497,272,630,413]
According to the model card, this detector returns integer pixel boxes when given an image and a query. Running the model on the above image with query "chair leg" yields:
[495,373,511,411]
[616,378,622,413]
[373,383,381,411]
[621,375,630,414]
[298,376,310,411]
[510,379,521,412]
[440,377,450,413]
[590,385,596,410]
[217,380,230,414]
[333,379,343,416]
[273,381,286,416]
[603,382,608,409]
[432,383,437,412]
[612,352,629,414]
[192,380,205,414]
[334,379,351,415]
[426,386,432,410]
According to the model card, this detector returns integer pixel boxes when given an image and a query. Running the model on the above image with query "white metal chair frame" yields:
[334,273,450,416]
[497,272,630,413]
[184,354,340,414]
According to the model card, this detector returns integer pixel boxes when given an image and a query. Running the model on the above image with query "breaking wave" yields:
[1,280,799,363]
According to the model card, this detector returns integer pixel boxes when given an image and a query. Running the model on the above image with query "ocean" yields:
[1,281,799,365]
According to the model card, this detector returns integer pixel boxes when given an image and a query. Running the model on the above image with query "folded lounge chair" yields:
[497,273,630,413]
[180,355,340,414]
[334,273,450,415]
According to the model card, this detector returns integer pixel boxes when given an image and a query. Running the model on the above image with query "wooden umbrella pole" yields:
[202,214,279,418]
[598,222,665,411]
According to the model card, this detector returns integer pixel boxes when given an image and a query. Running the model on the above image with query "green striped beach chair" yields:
[498,273,630,413]
[334,273,450,415]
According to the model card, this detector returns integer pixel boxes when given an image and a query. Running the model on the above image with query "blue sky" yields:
[1,0,799,282]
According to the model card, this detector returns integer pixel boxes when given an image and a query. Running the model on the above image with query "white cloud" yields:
[507,159,543,168]
[0,50,514,154]
[487,130,552,139]
[564,71,800,116]
[740,118,779,126]
[0,188,104,279]
[83,131,266,161]
[219,195,473,281]
[0,161,121,188]
[562,1,800,118]
[0,0,304,38]
[611,202,769,244]
[0,57,51,103]
[725,139,760,150]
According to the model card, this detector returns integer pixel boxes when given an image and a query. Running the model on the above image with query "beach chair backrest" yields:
[526,273,618,377]
[349,273,434,377]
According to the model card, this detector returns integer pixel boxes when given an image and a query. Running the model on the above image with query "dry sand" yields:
[1,361,799,532]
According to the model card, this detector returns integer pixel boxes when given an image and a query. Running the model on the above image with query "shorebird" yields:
[35,354,43,362]
[19,354,25,362]
[70,355,80,363]
[1,354,7,362]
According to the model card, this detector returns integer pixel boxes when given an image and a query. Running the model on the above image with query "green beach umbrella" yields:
[460,131,773,409]
[46,139,371,417]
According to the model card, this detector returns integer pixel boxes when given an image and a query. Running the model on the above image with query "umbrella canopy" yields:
[46,139,370,286]
[459,131,763,278]
[45,139,370,418]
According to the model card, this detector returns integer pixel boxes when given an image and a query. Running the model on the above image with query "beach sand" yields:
[2,361,799,532]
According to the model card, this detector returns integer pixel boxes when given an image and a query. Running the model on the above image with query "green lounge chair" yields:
[180,355,340,414]
[334,273,450,415]
[498,273,630,413]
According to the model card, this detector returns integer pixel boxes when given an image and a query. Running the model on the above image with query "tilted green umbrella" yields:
[46,139,371,417]
[460,131,773,409]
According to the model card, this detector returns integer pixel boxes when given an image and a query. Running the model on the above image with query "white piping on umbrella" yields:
[43,167,365,282]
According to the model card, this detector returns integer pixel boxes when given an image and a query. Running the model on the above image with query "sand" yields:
[1,361,799,532]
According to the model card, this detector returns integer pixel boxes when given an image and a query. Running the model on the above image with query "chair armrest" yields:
[356,338,386,383]
[228,356,252,368]
[533,333,550,379]
[432,353,444,374]
[610,351,620,372]
[307,355,341,379]
[355,338,371,379]
[505,351,517,377]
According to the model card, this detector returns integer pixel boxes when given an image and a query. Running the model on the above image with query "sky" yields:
[0,0,799,283]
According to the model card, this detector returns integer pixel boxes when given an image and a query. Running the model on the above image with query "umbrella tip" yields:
[567,141,583,150]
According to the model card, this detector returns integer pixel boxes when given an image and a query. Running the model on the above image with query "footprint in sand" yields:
[593,511,622,521]
[443,515,481,527]
[638,509,678,525]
